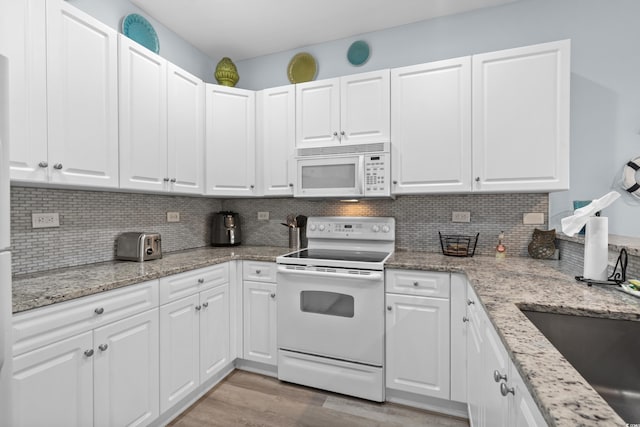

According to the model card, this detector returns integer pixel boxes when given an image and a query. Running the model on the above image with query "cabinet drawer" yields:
[13,280,159,356]
[385,270,450,298]
[242,261,277,283]
[159,263,229,304]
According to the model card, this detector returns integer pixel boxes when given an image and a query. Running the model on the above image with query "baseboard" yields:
[235,358,278,377]
[385,388,469,419]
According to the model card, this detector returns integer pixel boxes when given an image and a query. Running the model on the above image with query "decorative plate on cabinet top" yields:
[347,40,370,66]
[287,52,317,84]
[122,13,159,53]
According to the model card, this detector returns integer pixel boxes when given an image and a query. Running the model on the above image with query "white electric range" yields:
[276,216,395,402]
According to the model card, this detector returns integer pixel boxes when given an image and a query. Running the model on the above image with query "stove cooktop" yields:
[282,248,390,264]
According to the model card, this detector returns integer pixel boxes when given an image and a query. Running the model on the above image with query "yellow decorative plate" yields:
[287,52,317,84]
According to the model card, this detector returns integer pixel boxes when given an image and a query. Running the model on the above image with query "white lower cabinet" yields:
[159,266,230,413]
[242,281,277,365]
[385,270,451,400]
[465,282,547,427]
[12,303,160,427]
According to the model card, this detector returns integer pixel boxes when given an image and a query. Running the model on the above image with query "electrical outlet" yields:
[257,211,269,220]
[167,212,180,222]
[452,211,471,223]
[32,213,60,228]
[523,212,545,225]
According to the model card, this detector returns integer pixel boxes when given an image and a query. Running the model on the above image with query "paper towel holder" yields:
[575,248,628,286]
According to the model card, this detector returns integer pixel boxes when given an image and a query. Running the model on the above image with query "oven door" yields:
[294,155,364,198]
[277,265,384,366]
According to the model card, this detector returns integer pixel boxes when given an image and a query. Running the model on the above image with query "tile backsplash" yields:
[11,186,550,276]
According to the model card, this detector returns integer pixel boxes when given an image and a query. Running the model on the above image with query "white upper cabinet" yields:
[167,63,205,194]
[296,70,390,148]
[391,57,472,194]
[472,39,570,192]
[119,35,168,192]
[10,0,118,188]
[257,85,295,196]
[8,0,49,182]
[205,84,256,196]
[47,0,119,188]
[120,35,204,194]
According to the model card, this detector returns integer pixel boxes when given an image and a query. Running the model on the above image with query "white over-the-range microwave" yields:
[294,143,390,198]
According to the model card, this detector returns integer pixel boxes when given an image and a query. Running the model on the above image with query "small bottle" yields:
[496,231,506,259]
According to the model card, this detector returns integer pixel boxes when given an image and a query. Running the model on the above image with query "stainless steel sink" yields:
[522,310,640,423]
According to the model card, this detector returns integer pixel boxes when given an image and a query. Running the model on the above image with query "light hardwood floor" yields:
[169,370,470,427]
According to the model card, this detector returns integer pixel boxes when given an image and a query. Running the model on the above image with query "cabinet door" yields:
[483,314,510,427]
[12,331,93,427]
[391,57,471,194]
[243,281,277,365]
[510,361,547,427]
[450,274,468,403]
[385,293,450,399]
[340,70,390,145]
[258,86,295,196]
[295,78,340,148]
[167,63,204,194]
[46,0,119,188]
[205,85,256,196]
[466,285,485,427]
[7,0,48,182]
[159,295,199,413]
[94,309,159,427]
[119,35,168,192]
[200,284,230,382]
[472,40,570,192]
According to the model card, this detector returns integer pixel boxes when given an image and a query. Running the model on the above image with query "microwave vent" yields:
[297,142,387,157]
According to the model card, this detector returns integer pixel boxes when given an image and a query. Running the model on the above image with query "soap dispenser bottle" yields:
[496,231,506,259]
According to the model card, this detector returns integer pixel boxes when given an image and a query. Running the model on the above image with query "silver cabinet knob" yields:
[340,131,345,136]
[413,281,419,287]
[84,349,94,357]
[94,307,104,315]
[392,180,398,185]
[53,163,63,170]
[462,316,469,323]
[255,269,261,275]
[195,305,202,311]
[467,299,475,306]
[270,293,276,299]
[289,183,294,187]
[475,177,480,182]
[250,184,255,189]
[333,131,338,137]
[98,344,108,352]
[500,382,515,396]
[38,161,48,168]
[170,178,176,183]
[493,370,507,383]
[197,278,204,284]
[163,177,170,182]
[387,306,392,311]
[202,302,209,308]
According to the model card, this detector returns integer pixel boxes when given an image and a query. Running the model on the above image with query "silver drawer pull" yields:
[53,163,63,170]
[255,269,261,275]
[202,302,209,308]
[195,305,202,311]
[197,278,205,284]
[270,293,276,299]
[462,316,469,323]
[98,344,108,352]
[467,299,475,306]
[84,349,94,357]
[413,281,419,286]
[94,307,104,315]
[387,306,392,311]
[493,370,507,383]
[500,382,515,396]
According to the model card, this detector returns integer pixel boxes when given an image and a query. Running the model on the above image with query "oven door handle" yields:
[277,266,383,281]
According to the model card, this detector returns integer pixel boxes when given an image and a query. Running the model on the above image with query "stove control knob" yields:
[318,224,326,231]
[382,225,391,233]
[309,224,316,231]
[372,225,380,232]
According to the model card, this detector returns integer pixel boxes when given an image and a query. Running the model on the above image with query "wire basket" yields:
[439,232,479,257]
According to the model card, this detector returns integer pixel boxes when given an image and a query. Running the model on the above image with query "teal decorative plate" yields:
[122,14,159,53]
[347,40,370,66]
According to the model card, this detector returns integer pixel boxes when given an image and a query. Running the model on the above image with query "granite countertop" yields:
[13,246,640,426]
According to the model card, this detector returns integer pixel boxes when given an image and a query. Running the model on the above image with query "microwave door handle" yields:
[357,156,365,196]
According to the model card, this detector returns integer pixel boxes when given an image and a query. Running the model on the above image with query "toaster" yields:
[115,232,162,262]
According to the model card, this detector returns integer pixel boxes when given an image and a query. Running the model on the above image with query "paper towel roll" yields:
[583,216,609,281]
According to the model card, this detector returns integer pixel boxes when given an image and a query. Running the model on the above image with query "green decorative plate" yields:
[347,40,369,66]
[287,52,317,84]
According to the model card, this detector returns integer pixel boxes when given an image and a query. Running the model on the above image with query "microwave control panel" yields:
[364,153,390,196]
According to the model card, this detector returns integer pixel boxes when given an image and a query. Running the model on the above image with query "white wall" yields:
[67,0,216,82]
[237,0,640,237]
